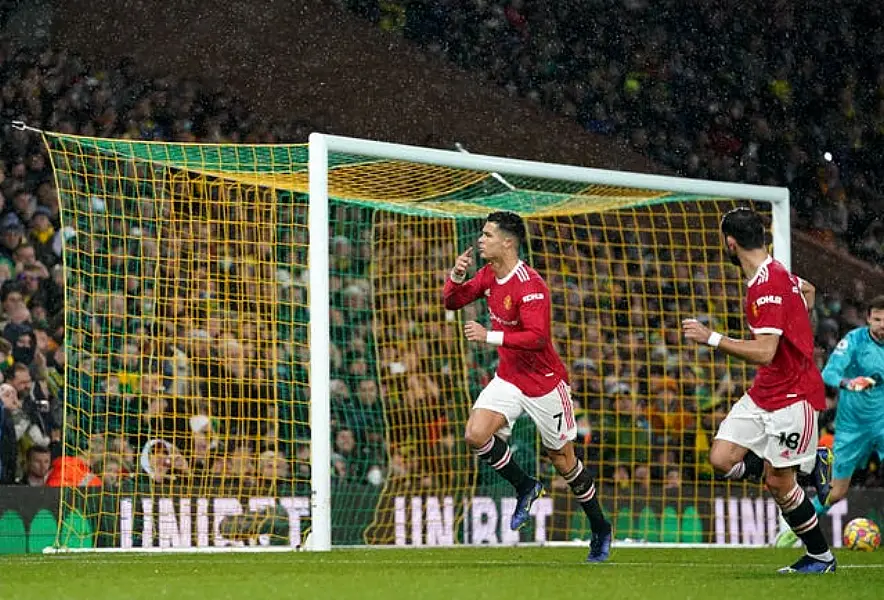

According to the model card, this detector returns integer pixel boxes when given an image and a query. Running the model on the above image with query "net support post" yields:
[307,133,332,551]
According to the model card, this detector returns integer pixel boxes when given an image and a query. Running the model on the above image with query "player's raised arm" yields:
[682,318,779,365]
[443,246,486,310]
[822,334,855,389]
[823,332,878,392]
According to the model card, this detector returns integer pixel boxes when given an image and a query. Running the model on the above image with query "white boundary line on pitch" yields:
[6,556,883,570]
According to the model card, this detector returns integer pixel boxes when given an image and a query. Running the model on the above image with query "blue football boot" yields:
[510,480,544,531]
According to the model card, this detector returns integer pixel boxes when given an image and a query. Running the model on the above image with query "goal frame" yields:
[306,133,790,552]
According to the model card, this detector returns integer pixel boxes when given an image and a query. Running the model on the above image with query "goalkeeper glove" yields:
[841,376,879,392]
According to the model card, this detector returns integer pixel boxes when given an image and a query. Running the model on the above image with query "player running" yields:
[443,211,612,563]
[777,295,884,548]
[818,296,884,506]
[682,207,835,574]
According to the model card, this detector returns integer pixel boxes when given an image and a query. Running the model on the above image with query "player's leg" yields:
[815,428,876,512]
[708,395,766,481]
[777,445,837,547]
[763,401,835,574]
[803,445,834,507]
[767,465,835,573]
[545,441,612,562]
[467,377,536,499]
[524,381,611,562]
[817,477,850,510]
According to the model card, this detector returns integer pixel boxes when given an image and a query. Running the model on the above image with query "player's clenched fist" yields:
[451,247,474,283]
[464,320,487,342]
[682,318,712,345]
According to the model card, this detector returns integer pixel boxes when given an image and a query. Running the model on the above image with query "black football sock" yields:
[564,460,610,535]
[474,435,533,493]
[778,485,831,557]
[720,451,764,481]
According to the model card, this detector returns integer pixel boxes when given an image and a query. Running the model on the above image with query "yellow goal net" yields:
[36,130,789,550]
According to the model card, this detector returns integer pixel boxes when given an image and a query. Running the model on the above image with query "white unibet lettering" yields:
[728,498,740,544]
[765,499,778,545]
[740,497,765,546]
[499,498,519,545]
[213,498,244,547]
[158,498,191,548]
[522,293,544,303]
[471,497,499,545]
[249,497,276,546]
[279,497,309,548]
[425,496,455,546]
[394,496,407,546]
[142,498,154,548]
[462,498,470,543]
[411,497,423,546]
[530,497,553,543]
[828,499,848,548]
[120,498,133,549]
[756,295,782,306]
[196,498,210,547]
[714,498,726,544]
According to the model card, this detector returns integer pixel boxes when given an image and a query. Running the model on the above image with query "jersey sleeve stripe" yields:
[750,326,784,335]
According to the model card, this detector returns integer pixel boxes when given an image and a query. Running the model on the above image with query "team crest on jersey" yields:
[503,295,512,310]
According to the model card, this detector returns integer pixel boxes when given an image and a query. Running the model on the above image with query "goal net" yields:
[38,130,789,551]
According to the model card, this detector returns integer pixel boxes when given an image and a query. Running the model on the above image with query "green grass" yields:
[2,547,882,599]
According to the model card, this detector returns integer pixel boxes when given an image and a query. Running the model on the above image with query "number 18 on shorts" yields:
[715,394,818,468]
[474,375,577,450]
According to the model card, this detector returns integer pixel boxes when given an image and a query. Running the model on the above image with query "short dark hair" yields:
[486,211,526,247]
[868,295,884,313]
[720,207,766,250]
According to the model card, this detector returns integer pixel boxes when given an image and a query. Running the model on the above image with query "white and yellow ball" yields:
[843,518,881,551]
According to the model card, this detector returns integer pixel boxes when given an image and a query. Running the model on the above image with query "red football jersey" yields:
[744,256,825,411]
[443,260,568,397]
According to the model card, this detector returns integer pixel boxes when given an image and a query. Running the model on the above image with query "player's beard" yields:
[726,247,741,267]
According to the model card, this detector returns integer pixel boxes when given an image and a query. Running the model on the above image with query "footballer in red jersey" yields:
[682,207,834,574]
[443,211,611,562]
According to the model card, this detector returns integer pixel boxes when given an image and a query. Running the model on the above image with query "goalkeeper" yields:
[817,295,884,511]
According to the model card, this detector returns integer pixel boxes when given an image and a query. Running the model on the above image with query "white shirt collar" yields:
[747,255,773,287]
[495,260,524,285]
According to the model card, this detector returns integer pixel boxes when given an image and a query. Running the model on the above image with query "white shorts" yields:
[473,375,576,450]
[715,394,818,469]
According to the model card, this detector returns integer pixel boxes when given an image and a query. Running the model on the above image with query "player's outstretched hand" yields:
[464,320,487,342]
[682,318,712,345]
[845,376,878,392]
[452,247,474,280]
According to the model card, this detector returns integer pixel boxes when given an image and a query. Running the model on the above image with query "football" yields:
[843,518,881,551]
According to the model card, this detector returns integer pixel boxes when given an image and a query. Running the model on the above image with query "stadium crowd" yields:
[0,0,881,502]
[348,0,884,264]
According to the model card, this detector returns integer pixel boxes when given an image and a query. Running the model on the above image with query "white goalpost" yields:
[306,133,791,552]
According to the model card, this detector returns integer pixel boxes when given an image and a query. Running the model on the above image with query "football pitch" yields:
[2,547,883,599]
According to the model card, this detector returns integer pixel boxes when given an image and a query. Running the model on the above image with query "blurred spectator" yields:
[16,444,49,486]
[0,383,18,483]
